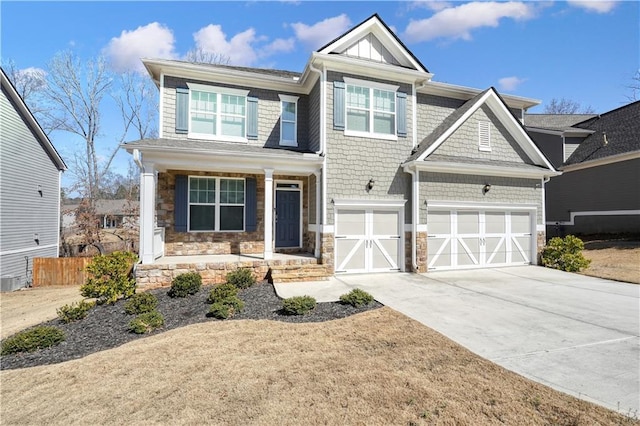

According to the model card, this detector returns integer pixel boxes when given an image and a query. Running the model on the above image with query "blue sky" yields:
[1,1,638,186]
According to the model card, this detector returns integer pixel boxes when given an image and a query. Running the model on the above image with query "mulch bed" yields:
[0,281,381,371]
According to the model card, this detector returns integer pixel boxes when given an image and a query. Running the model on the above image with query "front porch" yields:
[135,252,331,289]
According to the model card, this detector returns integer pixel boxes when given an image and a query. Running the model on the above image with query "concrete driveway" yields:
[275,266,640,412]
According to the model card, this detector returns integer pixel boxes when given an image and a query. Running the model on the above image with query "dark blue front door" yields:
[275,190,300,248]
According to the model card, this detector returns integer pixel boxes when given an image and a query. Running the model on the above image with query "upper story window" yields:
[187,83,249,143]
[279,94,298,147]
[478,121,491,152]
[342,77,400,141]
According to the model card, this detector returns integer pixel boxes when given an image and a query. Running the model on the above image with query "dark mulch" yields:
[0,281,381,371]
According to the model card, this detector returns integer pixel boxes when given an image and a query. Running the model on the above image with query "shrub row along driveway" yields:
[276,266,640,413]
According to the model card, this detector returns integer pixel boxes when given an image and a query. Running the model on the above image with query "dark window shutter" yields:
[247,96,258,140]
[333,81,345,130]
[174,175,188,232]
[175,88,189,134]
[245,177,257,232]
[396,91,407,137]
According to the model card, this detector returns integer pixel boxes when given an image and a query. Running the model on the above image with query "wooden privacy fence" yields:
[33,257,92,287]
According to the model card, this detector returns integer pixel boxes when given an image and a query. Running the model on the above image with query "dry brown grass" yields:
[0,286,83,339]
[1,308,634,425]
[582,240,640,284]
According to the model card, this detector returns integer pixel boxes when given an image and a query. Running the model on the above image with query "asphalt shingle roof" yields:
[565,101,640,165]
[524,114,598,131]
[425,154,545,171]
[159,59,301,80]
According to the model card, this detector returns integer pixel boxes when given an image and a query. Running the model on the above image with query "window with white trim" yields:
[478,121,491,151]
[279,94,298,147]
[187,83,249,142]
[188,177,245,231]
[344,78,398,139]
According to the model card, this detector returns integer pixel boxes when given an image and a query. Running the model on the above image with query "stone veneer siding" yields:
[157,170,311,256]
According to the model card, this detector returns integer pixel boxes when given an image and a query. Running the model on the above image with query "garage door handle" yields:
[390,236,401,239]
[335,236,346,239]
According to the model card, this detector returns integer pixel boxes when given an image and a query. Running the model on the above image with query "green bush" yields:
[80,251,138,304]
[124,292,158,315]
[1,326,66,355]
[168,272,202,298]
[339,288,374,308]
[57,300,95,323]
[542,235,591,272]
[226,268,255,289]
[282,296,316,316]
[207,283,239,304]
[128,311,164,334]
[207,297,245,319]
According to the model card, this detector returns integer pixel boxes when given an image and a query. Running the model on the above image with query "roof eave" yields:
[403,160,561,179]
[420,80,540,110]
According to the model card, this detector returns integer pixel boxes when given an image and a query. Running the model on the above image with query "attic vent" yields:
[478,121,491,152]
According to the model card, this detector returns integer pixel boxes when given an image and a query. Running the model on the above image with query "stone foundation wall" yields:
[320,232,334,273]
[404,231,428,272]
[536,230,546,265]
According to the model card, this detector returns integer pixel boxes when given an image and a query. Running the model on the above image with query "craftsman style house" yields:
[126,15,559,286]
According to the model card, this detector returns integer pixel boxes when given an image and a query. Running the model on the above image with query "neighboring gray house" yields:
[62,199,140,231]
[0,67,67,291]
[125,15,559,286]
[526,101,640,236]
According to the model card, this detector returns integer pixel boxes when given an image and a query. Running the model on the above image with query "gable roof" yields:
[317,14,429,73]
[565,101,640,165]
[0,67,67,171]
[405,87,556,174]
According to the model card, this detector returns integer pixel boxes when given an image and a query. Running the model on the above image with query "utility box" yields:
[1,276,23,292]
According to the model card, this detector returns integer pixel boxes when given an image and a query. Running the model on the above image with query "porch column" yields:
[263,168,274,260]
[140,161,156,264]
[314,171,321,258]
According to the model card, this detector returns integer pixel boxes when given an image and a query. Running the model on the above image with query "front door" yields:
[275,189,300,248]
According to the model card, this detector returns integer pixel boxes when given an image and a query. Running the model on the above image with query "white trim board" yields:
[547,210,640,226]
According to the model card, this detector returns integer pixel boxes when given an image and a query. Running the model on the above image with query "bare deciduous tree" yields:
[2,59,48,118]
[543,97,595,114]
[625,69,640,102]
[184,48,231,65]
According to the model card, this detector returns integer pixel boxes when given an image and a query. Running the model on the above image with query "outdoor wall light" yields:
[367,179,375,191]
[34,233,39,244]
[483,184,491,194]
[37,184,43,196]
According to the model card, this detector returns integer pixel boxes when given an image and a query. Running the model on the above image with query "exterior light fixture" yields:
[483,184,491,194]
[367,179,375,191]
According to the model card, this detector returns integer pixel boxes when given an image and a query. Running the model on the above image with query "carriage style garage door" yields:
[335,207,403,273]
[427,208,534,270]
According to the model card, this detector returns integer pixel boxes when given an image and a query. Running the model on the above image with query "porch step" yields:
[269,263,332,284]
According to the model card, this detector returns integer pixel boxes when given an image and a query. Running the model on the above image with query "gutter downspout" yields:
[308,61,325,258]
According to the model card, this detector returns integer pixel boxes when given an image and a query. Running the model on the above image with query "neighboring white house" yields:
[0,67,67,291]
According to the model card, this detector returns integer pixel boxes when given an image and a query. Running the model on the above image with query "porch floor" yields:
[153,252,316,265]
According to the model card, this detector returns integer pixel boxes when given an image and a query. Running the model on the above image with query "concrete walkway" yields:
[275,266,640,413]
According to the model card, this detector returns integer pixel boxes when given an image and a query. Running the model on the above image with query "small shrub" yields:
[207,283,239,304]
[542,235,591,272]
[1,326,66,355]
[80,251,138,304]
[57,300,95,323]
[226,268,255,289]
[207,296,245,319]
[339,288,374,308]
[282,296,316,316]
[168,272,202,298]
[124,292,158,315]
[128,311,164,334]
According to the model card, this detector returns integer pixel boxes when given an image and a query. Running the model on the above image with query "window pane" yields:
[220,179,244,205]
[192,113,216,134]
[374,112,395,134]
[347,85,369,108]
[374,90,395,113]
[282,122,295,141]
[190,205,215,231]
[220,206,244,231]
[282,101,296,121]
[192,91,216,113]
[221,116,245,137]
[221,94,246,116]
[347,108,369,132]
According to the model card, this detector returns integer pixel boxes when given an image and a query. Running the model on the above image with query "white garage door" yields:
[335,208,403,273]
[427,209,533,270]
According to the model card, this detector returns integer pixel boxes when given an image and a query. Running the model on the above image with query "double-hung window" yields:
[279,94,298,147]
[187,83,249,142]
[344,77,398,140]
[188,177,245,231]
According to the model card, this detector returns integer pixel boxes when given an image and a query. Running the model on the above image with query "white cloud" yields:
[567,0,618,13]
[104,22,177,72]
[290,14,352,50]
[404,2,536,43]
[261,37,296,58]
[193,25,263,66]
[498,76,526,91]
[409,1,453,12]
